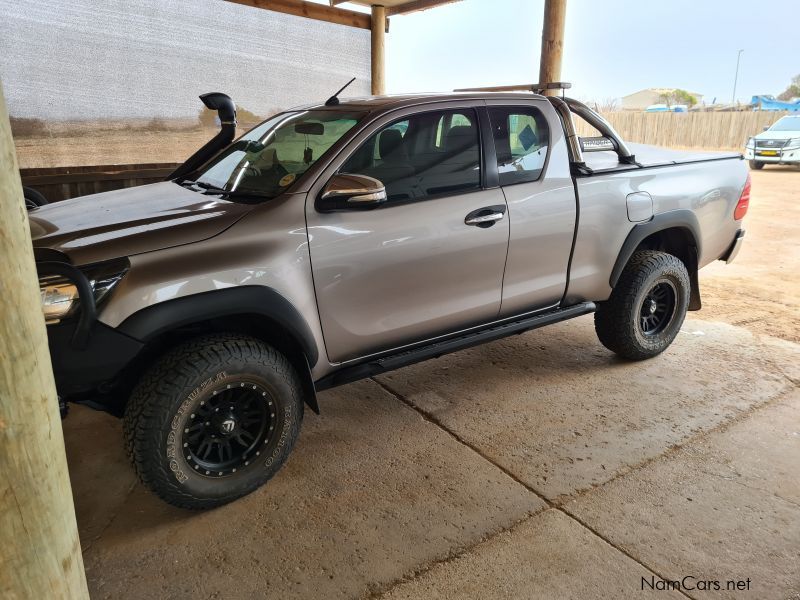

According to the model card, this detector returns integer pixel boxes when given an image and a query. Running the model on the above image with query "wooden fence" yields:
[20,163,180,202]
[574,111,789,150]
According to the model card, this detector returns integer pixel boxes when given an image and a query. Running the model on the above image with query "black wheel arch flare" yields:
[610,210,703,311]
[118,286,320,413]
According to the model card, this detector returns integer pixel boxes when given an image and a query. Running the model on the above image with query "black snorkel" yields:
[168,92,237,180]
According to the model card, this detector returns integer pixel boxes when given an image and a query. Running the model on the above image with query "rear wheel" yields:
[124,334,303,509]
[749,160,764,170]
[594,250,690,360]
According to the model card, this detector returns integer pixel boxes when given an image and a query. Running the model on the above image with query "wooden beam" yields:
[538,0,567,96]
[330,0,461,16]
[371,4,386,94]
[386,0,461,16]
[225,0,371,29]
[0,80,90,599]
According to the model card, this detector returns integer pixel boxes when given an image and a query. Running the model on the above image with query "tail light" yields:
[734,174,750,220]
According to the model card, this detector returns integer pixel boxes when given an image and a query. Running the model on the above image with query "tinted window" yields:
[488,106,549,186]
[341,109,481,203]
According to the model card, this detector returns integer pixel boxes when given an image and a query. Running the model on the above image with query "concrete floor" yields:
[65,169,799,599]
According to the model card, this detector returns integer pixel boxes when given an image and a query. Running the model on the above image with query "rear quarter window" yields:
[488,106,550,186]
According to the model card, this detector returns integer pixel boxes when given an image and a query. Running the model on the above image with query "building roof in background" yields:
[623,88,704,99]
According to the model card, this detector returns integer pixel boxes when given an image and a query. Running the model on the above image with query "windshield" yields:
[187,110,365,199]
[769,116,800,132]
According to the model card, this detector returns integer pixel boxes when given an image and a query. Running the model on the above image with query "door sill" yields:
[315,302,595,390]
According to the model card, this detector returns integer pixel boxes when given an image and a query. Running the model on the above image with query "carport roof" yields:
[330,0,462,16]
[224,0,462,29]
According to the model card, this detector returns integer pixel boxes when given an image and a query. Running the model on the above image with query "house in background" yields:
[622,88,704,110]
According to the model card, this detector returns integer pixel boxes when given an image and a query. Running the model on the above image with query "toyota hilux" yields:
[30,86,749,508]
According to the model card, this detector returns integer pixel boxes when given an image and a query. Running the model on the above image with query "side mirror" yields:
[318,173,387,211]
[763,125,770,131]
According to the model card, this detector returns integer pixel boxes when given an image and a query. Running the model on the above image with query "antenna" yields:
[325,77,357,106]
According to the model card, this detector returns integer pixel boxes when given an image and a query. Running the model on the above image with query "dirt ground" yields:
[62,168,799,599]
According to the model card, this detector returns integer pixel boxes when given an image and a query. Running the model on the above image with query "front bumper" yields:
[720,229,745,264]
[47,319,143,397]
[744,146,800,164]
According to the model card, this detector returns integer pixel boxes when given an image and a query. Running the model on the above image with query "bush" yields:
[198,105,264,128]
[9,117,48,137]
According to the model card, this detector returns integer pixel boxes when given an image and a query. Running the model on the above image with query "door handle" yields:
[464,205,507,228]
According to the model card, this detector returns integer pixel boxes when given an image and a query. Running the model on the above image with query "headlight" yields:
[745,137,755,148]
[785,138,800,149]
[40,278,79,322]
[39,260,128,324]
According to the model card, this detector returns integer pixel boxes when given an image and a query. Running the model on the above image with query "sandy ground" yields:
[700,168,800,342]
[62,168,799,599]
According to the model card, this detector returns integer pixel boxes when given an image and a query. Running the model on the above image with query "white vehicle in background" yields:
[644,103,688,113]
[745,115,800,169]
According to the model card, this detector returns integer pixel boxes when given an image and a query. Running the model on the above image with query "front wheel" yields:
[594,250,690,360]
[749,160,764,170]
[124,334,303,509]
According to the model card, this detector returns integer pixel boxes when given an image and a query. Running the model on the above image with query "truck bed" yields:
[583,143,742,175]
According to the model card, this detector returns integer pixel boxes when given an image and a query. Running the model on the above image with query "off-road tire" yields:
[123,334,303,509]
[594,250,690,360]
[23,186,48,209]
[749,160,764,170]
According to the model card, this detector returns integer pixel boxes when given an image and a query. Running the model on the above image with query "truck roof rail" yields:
[454,82,572,95]
[452,83,638,173]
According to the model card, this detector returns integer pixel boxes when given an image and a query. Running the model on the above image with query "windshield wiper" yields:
[178,180,270,200]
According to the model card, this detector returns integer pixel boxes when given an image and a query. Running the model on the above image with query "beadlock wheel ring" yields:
[179,381,277,478]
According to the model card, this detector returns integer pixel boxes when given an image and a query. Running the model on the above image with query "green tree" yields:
[777,74,800,101]
[198,105,263,127]
[658,89,697,108]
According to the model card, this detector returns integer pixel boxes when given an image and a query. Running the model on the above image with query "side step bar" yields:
[315,302,596,391]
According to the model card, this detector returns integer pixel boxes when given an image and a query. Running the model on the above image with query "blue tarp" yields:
[751,96,800,111]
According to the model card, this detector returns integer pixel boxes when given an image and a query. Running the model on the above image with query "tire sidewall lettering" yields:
[265,404,294,468]
[166,371,227,485]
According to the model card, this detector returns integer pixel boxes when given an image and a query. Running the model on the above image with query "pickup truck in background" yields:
[745,114,800,169]
[30,86,749,508]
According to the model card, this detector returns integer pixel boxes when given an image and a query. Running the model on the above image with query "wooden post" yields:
[371,4,386,95]
[538,0,567,95]
[0,80,89,599]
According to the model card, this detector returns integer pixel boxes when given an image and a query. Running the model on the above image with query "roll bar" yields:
[562,97,637,164]
[546,96,638,173]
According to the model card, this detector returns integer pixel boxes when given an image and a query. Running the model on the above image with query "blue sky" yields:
[337,0,798,104]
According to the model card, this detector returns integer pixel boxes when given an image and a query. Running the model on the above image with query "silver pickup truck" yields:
[31,87,749,508]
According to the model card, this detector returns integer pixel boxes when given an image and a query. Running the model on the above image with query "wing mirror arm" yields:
[317,174,387,212]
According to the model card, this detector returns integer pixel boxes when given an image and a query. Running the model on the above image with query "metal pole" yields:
[370,5,386,95]
[732,49,744,105]
[0,78,90,599]
[538,0,567,96]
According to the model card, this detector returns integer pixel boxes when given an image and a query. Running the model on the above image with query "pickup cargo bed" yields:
[583,143,742,174]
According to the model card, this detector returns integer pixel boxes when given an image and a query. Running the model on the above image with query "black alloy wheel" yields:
[594,250,690,360]
[639,280,677,336]
[124,334,304,509]
[183,381,277,478]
